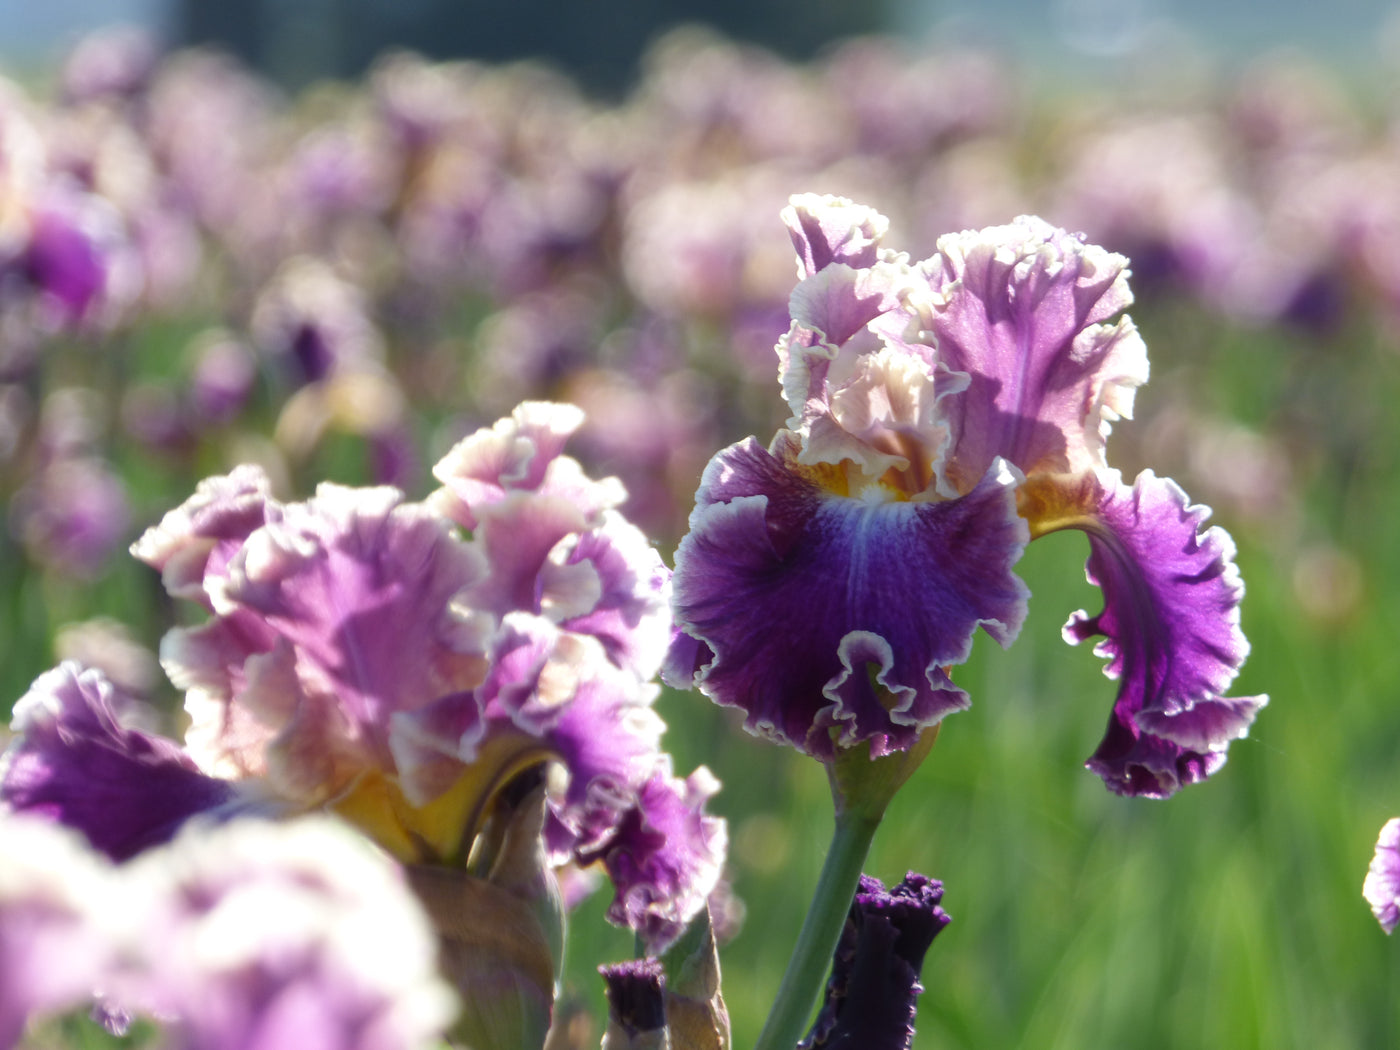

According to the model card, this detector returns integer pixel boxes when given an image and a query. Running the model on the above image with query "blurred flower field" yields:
[3,22,1400,1049]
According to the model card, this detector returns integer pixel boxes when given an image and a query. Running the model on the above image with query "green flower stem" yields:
[752,807,881,1050]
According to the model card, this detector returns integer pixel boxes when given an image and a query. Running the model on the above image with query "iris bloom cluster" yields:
[0,401,725,1044]
[669,194,1266,797]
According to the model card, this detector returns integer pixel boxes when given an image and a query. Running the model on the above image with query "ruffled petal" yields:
[129,464,274,607]
[778,262,915,428]
[474,615,666,859]
[671,434,1029,759]
[1,663,239,861]
[583,763,727,954]
[921,216,1149,490]
[197,484,489,801]
[1365,818,1400,934]
[547,514,673,681]
[1024,469,1267,797]
[782,193,895,277]
[436,406,670,680]
[431,401,624,531]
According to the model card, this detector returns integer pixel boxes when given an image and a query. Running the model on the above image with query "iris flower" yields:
[668,194,1266,796]
[1,403,724,1047]
[1364,818,1400,933]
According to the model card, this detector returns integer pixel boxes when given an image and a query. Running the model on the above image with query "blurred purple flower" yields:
[0,812,117,1050]
[58,27,160,106]
[119,816,457,1050]
[0,811,455,1050]
[800,872,950,1050]
[6,180,137,329]
[10,455,131,578]
[1365,818,1400,933]
[188,331,259,425]
[669,195,1265,794]
[250,257,384,386]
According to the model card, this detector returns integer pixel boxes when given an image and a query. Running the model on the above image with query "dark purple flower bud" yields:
[599,958,667,1049]
[801,872,950,1050]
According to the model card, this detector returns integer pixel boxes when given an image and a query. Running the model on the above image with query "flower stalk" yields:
[752,806,881,1050]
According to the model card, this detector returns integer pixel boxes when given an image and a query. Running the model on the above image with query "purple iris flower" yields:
[0,811,455,1050]
[1365,818,1400,933]
[0,812,118,1050]
[669,195,1265,796]
[118,817,457,1050]
[800,872,950,1050]
[5,404,720,951]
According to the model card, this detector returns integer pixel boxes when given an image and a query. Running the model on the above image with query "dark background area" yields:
[175,0,891,95]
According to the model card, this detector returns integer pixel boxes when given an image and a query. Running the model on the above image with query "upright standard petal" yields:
[200,484,489,806]
[431,401,625,532]
[434,403,671,681]
[919,216,1149,490]
[671,433,1028,759]
[1,663,238,860]
[782,193,897,278]
[1021,469,1267,797]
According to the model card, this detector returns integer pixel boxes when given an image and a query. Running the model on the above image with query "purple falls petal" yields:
[1039,469,1267,797]
[671,434,1028,760]
[582,764,727,954]
[1,663,237,861]
[475,614,666,860]
[1365,818,1400,934]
